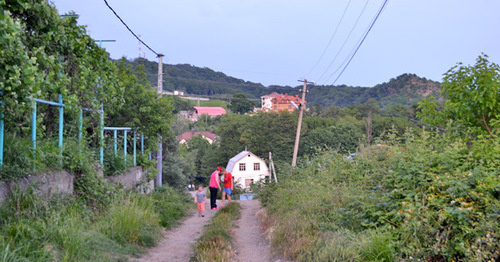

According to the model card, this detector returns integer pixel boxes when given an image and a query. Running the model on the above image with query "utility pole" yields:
[291,79,312,167]
[155,53,164,187]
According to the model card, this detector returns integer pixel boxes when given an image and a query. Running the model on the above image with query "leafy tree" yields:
[419,54,500,137]
[106,59,173,147]
[228,93,256,114]
[300,122,362,156]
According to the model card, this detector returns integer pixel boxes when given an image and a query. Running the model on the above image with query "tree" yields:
[419,54,500,137]
[228,93,256,114]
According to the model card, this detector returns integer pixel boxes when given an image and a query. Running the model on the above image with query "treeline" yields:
[165,98,421,184]
[124,58,442,108]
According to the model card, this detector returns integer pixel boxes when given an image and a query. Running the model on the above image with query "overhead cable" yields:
[103,0,159,56]
[330,0,389,85]
[316,0,370,83]
[306,0,353,77]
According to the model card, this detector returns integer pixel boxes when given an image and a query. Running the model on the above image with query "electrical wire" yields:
[330,0,389,85]
[315,0,370,83]
[306,0,353,77]
[103,0,159,56]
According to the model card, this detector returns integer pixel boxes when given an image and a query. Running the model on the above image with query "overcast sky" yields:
[51,0,500,88]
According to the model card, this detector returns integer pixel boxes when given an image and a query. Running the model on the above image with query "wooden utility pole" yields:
[155,53,164,187]
[291,79,311,167]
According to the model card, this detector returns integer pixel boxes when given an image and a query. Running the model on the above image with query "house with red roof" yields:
[260,93,305,112]
[177,131,218,145]
[187,106,226,122]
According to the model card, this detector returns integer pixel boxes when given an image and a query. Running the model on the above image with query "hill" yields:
[121,58,442,108]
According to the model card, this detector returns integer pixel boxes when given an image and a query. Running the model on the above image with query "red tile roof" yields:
[193,107,227,116]
[273,93,305,104]
[177,131,218,141]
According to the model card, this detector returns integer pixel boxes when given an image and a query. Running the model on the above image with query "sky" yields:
[51,0,500,88]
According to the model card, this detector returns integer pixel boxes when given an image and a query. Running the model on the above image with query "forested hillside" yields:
[124,58,442,108]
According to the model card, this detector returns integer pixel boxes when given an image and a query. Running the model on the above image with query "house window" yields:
[274,106,277,110]
[254,163,260,171]
[288,105,292,109]
[239,163,246,171]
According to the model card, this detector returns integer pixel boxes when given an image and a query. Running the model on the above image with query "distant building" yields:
[259,93,305,112]
[177,131,218,145]
[174,90,184,96]
[187,106,226,122]
[260,92,280,112]
[225,151,270,189]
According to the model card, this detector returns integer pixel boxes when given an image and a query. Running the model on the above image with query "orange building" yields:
[270,93,305,112]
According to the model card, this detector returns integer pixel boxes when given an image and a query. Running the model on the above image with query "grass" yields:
[193,202,241,262]
[0,186,191,261]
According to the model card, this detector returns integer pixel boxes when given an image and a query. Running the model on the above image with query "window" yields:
[239,163,246,171]
[254,163,260,171]
[288,105,292,109]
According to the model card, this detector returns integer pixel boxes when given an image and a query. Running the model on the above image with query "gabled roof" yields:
[261,92,280,99]
[176,131,218,141]
[226,151,263,172]
[193,107,226,116]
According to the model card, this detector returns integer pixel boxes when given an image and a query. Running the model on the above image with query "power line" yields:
[330,0,389,85]
[103,0,159,56]
[316,0,370,83]
[306,0,353,77]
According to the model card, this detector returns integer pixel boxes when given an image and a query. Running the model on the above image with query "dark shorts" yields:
[223,188,232,196]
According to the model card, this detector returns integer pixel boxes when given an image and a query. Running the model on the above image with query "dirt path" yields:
[233,200,274,262]
[132,190,217,262]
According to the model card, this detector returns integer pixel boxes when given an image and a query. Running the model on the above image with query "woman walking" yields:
[209,167,222,210]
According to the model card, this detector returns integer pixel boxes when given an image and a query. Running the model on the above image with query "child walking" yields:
[194,185,206,217]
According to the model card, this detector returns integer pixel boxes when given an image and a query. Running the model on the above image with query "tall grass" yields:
[0,185,191,261]
[193,202,241,262]
[98,192,161,247]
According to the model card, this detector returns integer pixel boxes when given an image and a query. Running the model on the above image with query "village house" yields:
[225,150,270,189]
[259,93,305,112]
[176,131,218,145]
[187,106,226,122]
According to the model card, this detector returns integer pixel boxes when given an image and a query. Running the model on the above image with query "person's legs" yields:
[209,187,217,209]
[226,188,232,203]
[197,202,202,216]
[221,190,226,207]
[200,201,206,216]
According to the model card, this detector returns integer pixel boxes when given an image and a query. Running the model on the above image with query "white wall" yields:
[230,155,269,189]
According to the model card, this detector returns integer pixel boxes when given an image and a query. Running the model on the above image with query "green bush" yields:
[152,186,192,229]
[98,192,161,247]
[260,131,499,261]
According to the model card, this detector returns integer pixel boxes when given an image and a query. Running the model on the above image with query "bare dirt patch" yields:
[132,191,216,262]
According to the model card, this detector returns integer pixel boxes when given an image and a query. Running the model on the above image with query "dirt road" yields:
[132,191,216,262]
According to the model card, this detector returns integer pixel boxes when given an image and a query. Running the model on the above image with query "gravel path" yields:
[233,200,274,262]
[132,190,217,262]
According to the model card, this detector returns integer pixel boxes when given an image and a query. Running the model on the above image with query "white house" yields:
[225,151,270,189]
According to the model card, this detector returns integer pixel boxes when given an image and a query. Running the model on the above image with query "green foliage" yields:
[228,93,257,114]
[418,54,500,137]
[0,186,191,261]
[193,202,241,262]
[98,192,161,247]
[260,130,499,261]
[151,186,192,229]
[127,57,441,109]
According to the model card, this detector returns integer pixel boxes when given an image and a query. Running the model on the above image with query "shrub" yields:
[260,131,499,261]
